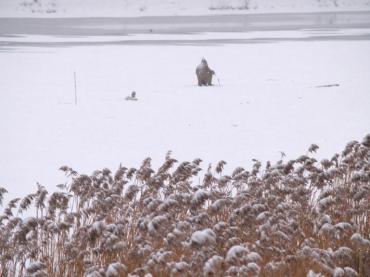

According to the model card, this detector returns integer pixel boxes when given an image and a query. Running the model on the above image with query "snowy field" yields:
[1,13,370,201]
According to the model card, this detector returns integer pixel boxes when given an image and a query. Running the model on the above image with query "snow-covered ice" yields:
[0,13,370,202]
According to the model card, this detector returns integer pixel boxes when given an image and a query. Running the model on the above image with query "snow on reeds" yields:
[1,135,370,276]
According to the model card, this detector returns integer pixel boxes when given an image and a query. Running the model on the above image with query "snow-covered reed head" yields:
[0,134,369,276]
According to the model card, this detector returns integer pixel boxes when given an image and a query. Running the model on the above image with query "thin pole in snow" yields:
[74,71,77,106]
[215,74,221,86]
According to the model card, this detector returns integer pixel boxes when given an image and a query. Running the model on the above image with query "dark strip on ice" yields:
[315,84,340,88]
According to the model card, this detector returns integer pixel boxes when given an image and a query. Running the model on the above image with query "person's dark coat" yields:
[196,58,215,86]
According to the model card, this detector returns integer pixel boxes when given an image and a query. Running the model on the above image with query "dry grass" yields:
[1,135,370,277]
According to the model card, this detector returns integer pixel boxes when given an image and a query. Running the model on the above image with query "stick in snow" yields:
[74,71,77,106]
[214,74,221,86]
[315,83,339,88]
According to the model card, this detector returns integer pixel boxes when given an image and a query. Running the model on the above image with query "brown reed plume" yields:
[0,135,369,277]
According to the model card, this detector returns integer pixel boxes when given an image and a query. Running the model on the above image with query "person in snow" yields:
[196,58,215,86]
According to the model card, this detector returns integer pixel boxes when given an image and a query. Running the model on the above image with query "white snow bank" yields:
[0,0,370,17]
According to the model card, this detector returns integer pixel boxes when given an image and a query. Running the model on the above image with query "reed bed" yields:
[1,135,369,277]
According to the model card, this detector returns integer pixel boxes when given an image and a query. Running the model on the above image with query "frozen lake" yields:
[1,11,370,46]
[1,12,370,200]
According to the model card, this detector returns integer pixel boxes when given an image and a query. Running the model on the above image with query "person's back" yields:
[196,58,215,86]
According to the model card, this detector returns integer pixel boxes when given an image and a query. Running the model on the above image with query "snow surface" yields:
[1,0,370,17]
[0,16,370,202]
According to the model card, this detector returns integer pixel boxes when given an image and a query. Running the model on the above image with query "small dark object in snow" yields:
[316,83,340,88]
[126,91,137,101]
[196,58,215,86]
